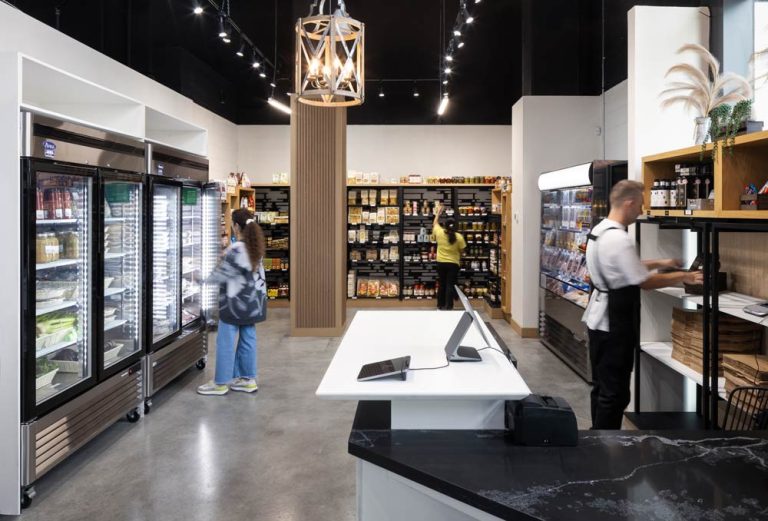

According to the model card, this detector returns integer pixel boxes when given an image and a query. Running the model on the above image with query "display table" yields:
[349,402,768,521]
[316,310,530,429]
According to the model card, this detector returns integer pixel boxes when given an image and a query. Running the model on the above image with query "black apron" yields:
[587,226,641,363]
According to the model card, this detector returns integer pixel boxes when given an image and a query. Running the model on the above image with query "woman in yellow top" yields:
[432,201,466,310]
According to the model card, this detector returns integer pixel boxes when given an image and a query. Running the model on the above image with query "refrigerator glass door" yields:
[103,180,143,368]
[34,172,92,405]
[181,186,203,326]
[202,184,222,322]
[152,184,180,342]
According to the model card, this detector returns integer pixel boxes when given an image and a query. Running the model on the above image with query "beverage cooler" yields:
[143,145,217,413]
[20,115,144,500]
[537,161,627,382]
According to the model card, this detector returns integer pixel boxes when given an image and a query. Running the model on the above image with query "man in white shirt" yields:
[583,180,702,429]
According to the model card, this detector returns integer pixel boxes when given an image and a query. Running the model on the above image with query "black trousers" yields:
[436,262,459,309]
[588,328,635,429]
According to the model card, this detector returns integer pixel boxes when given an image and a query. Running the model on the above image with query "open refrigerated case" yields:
[143,144,213,413]
[20,114,144,504]
[538,161,627,382]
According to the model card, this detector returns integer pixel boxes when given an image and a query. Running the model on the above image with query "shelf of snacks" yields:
[642,130,768,219]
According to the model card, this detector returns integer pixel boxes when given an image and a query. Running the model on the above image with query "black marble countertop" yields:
[349,406,768,520]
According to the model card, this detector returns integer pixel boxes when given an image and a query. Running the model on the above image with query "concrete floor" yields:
[12,309,592,521]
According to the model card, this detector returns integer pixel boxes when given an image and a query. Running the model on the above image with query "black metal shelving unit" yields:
[346,185,501,303]
[630,215,768,430]
[252,186,290,301]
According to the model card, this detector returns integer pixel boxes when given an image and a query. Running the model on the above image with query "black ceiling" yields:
[8,0,714,125]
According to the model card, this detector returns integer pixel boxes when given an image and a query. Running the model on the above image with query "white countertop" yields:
[316,310,531,401]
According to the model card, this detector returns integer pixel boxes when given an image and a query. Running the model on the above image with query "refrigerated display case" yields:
[538,161,627,382]
[24,162,95,419]
[143,144,211,413]
[148,177,182,349]
[20,114,144,503]
[181,184,203,326]
[99,172,144,378]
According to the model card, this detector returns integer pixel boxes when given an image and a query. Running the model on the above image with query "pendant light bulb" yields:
[218,16,228,38]
[236,41,245,57]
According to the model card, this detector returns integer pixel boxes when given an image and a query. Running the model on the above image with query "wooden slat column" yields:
[289,97,347,336]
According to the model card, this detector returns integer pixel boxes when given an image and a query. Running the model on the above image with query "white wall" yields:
[628,6,710,180]
[603,80,629,160]
[511,96,604,330]
[0,4,238,514]
[236,125,512,184]
[754,2,768,124]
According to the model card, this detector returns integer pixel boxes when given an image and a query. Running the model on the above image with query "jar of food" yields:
[36,233,47,263]
[48,233,60,262]
[63,231,79,259]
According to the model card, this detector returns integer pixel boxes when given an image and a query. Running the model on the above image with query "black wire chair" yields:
[723,386,768,431]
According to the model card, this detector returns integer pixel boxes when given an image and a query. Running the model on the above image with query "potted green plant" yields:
[660,44,752,149]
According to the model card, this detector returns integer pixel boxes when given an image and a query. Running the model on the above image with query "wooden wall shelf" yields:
[642,130,768,220]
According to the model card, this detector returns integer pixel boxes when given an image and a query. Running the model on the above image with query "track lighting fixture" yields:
[259,72,267,78]
[475,0,481,3]
[194,6,203,15]
[437,94,449,116]
[457,41,465,49]
[236,41,245,57]
[454,29,461,37]
[268,97,292,115]
[270,82,277,88]
[444,67,452,74]
[466,15,474,24]
[413,83,420,98]
[446,55,453,62]
[218,16,229,38]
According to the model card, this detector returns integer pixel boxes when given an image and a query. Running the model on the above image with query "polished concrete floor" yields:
[13,309,593,521]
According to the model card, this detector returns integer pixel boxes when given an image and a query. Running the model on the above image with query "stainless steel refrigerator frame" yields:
[19,113,145,499]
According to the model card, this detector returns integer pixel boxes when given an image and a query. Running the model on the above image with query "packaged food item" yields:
[389,190,398,206]
[348,230,357,243]
[389,246,399,261]
[371,172,380,184]
[380,249,390,262]
[357,278,368,297]
[369,190,377,206]
[363,172,372,185]
[377,208,386,225]
[368,279,380,298]
[350,250,362,262]
[365,249,378,261]
[361,191,369,206]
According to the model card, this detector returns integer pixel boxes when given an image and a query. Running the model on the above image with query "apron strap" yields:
[587,226,623,293]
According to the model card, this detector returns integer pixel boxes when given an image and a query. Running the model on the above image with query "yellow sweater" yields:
[433,224,466,265]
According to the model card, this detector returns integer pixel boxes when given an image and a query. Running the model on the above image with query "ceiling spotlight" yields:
[437,95,449,116]
[259,72,267,78]
[236,41,245,57]
[268,97,292,115]
[270,82,277,88]
[222,37,231,44]
[467,16,475,23]
[444,67,452,74]
[475,0,481,3]
[218,16,229,38]
[251,50,261,68]
[454,29,461,37]
[443,79,448,85]
[193,6,204,15]
[446,55,453,62]
[457,41,465,48]
[413,84,420,98]
[378,85,385,98]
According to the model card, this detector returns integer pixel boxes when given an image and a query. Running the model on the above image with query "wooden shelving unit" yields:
[642,130,768,219]
[635,134,768,429]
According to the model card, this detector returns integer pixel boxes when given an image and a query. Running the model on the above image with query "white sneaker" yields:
[230,378,258,393]
[197,381,228,395]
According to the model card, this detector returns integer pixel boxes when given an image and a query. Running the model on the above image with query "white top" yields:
[582,218,649,332]
[316,310,531,400]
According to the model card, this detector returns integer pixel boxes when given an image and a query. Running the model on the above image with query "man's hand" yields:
[683,271,704,285]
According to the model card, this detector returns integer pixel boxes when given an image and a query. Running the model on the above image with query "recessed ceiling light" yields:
[194,6,203,15]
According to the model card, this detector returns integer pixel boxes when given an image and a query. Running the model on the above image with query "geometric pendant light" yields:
[295,0,365,107]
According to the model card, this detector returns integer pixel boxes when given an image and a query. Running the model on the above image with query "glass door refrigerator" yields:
[99,171,145,379]
[22,160,96,421]
[147,176,182,350]
[143,144,210,413]
[181,182,203,328]
[537,161,627,382]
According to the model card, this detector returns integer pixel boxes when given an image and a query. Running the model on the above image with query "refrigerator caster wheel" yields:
[144,400,152,414]
[196,359,206,370]
[126,409,141,423]
[21,488,34,509]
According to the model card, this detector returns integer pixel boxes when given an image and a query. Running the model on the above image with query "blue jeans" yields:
[214,320,257,385]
